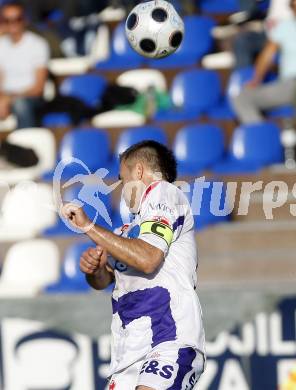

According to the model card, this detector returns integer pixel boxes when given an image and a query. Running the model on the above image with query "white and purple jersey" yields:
[108,181,205,376]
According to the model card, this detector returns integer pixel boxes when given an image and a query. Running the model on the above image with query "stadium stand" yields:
[44,241,94,293]
[108,125,168,176]
[186,180,231,230]
[213,122,284,173]
[0,239,60,297]
[0,182,56,241]
[116,69,167,93]
[2,1,296,387]
[173,123,225,175]
[147,15,216,68]
[42,74,107,127]
[199,0,240,14]
[95,22,144,70]
[43,128,112,180]
[154,69,222,121]
[0,128,56,184]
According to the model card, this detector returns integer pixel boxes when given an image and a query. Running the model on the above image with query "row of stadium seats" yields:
[0,239,111,297]
[0,120,284,243]
[0,176,230,242]
[94,17,216,71]
[42,67,295,128]
[0,121,284,188]
[43,122,284,177]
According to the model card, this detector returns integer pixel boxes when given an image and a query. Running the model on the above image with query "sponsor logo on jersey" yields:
[147,203,174,216]
[140,360,174,379]
[109,380,116,390]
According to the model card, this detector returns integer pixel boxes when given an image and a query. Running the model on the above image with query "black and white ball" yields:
[125,0,184,59]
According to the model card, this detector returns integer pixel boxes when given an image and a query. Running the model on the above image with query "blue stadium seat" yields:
[95,22,143,70]
[43,128,112,181]
[200,0,240,14]
[174,124,225,176]
[148,16,215,69]
[213,122,284,173]
[44,242,93,293]
[108,126,168,177]
[154,69,222,122]
[207,98,235,120]
[226,66,256,98]
[42,113,72,128]
[185,180,231,230]
[267,105,296,120]
[60,74,107,107]
[225,67,282,121]
[207,66,255,121]
[41,74,107,127]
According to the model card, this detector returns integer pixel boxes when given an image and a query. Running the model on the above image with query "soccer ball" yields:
[125,0,184,59]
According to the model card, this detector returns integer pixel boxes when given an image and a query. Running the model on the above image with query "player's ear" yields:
[135,162,144,180]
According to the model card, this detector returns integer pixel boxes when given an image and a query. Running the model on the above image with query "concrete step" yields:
[196,221,296,285]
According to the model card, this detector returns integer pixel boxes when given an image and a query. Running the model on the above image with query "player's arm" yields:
[87,226,164,274]
[81,246,115,290]
[63,204,164,274]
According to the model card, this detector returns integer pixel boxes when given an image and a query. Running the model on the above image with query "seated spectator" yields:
[231,0,296,124]
[0,1,49,128]
[233,0,292,69]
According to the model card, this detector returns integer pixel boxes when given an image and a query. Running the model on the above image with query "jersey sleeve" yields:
[138,184,187,255]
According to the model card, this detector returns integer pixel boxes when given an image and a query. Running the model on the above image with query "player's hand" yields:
[80,245,107,275]
[62,203,92,232]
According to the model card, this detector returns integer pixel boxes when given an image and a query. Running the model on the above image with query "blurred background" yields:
[0,0,295,389]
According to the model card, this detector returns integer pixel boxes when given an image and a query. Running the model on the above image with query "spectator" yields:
[0,1,49,128]
[231,0,296,124]
[233,0,292,69]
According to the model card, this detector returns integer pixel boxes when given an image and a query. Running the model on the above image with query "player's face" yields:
[1,5,25,37]
[119,160,146,213]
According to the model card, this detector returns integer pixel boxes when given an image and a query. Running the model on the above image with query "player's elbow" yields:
[141,249,164,274]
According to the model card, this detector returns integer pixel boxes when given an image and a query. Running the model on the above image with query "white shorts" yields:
[108,342,205,390]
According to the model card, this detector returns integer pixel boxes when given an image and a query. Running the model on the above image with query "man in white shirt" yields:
[232,0,293,69]
[62,140,206,390]
[231,0,296,123]
[0,1,49,128]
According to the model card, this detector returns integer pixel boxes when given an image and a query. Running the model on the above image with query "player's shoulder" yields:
[143,180,189,210]
[156,180,188,201]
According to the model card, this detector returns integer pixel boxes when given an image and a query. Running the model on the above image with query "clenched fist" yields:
[80,245,107,275]
[62,203,92,232]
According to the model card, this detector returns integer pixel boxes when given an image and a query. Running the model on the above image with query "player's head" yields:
[0,1,26,37]
[119,140,177,212]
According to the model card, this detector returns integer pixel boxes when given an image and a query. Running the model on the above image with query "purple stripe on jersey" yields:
[114,287,176,347]
[167,347,196,390]
[172,216,185,231]
[112,298,118,314]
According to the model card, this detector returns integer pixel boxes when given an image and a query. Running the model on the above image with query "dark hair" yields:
[120,140,177,183]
